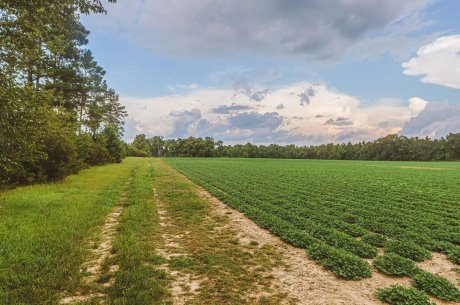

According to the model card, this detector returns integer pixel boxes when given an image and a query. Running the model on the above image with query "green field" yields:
[1,158,460,305]
[167,158,460,302]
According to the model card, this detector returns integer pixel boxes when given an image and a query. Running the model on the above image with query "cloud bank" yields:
[120,82,455,144]
[89,0,431,59]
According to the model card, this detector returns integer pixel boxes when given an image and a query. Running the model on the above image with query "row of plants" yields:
[166,158,460,303]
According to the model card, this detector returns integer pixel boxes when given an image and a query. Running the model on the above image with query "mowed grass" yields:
[0,158,148,305]
[107,159,169,304]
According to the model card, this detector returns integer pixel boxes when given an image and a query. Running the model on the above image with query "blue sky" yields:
[82,0,460,144]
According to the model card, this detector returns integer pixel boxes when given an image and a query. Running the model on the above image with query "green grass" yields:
[151,160,293,304]
[0,158,147,304]
[108,159,169,304]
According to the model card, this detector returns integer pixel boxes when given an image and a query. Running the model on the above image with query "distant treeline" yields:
[0,1,125,187]
[127,133,460,161]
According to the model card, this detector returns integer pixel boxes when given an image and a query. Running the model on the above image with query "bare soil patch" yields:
[417,253,460,286]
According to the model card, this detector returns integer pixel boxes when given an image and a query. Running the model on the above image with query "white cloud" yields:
[402,35,460,89]
[408,97,428,114]
[121,82,429,144]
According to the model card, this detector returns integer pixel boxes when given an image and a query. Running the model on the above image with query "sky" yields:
[82,0,460,145]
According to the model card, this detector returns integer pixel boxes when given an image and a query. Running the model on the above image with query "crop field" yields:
[167,158,460,303]
[1,157,460,305]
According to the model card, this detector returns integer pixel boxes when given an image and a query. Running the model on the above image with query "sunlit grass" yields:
[0,158,146,304]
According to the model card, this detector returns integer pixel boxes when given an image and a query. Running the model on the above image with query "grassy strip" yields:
[108,159,169,305]
[152,159,292,304]
[0,158,143,304]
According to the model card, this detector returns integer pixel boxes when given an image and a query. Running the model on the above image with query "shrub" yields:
[385,240,432,262]
[362,233,387,247]
[412,272,460,302]
[308,242,372,280]
[41,130,79,180]
[127,145,151,157]
[373,253,418,277]
[375,285,434,305]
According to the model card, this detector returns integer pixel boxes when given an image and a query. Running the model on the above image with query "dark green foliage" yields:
[0,88,51,186]
[102,125,124,163]
[0,0,126,188]
[169,158,460,285]
[308,243,372,280]
[76,133,109,166]
[127,146,151,158]
[130,133,460,161]
[40,128,80,181]
[447,247,460,264]
[362,233,387,247]
[375,285,434,305]
[412,272,460,301]
[385,240,432,262]
[310,226,377,258]
[373,253,418,276]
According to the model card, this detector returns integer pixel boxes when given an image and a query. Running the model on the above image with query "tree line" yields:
[0,1,126,187]
[128,133,460,161]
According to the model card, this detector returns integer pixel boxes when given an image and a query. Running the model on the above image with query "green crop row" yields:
[166,158,460,288]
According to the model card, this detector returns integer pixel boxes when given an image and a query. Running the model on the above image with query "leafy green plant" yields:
[362,233,387,247]
[310,226,377,258]
[373,253,418,276]
[412,272,460,302]
[447,247,460,264]
[375,285,434,305]
[167,158,460,287]
[384,240,431,262]
[308,243,372,280]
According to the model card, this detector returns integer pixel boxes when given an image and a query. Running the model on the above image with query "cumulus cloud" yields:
[120,82,440,144]
[87,0,431,59]
[401,100,460,138]
[402,35,460,89]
